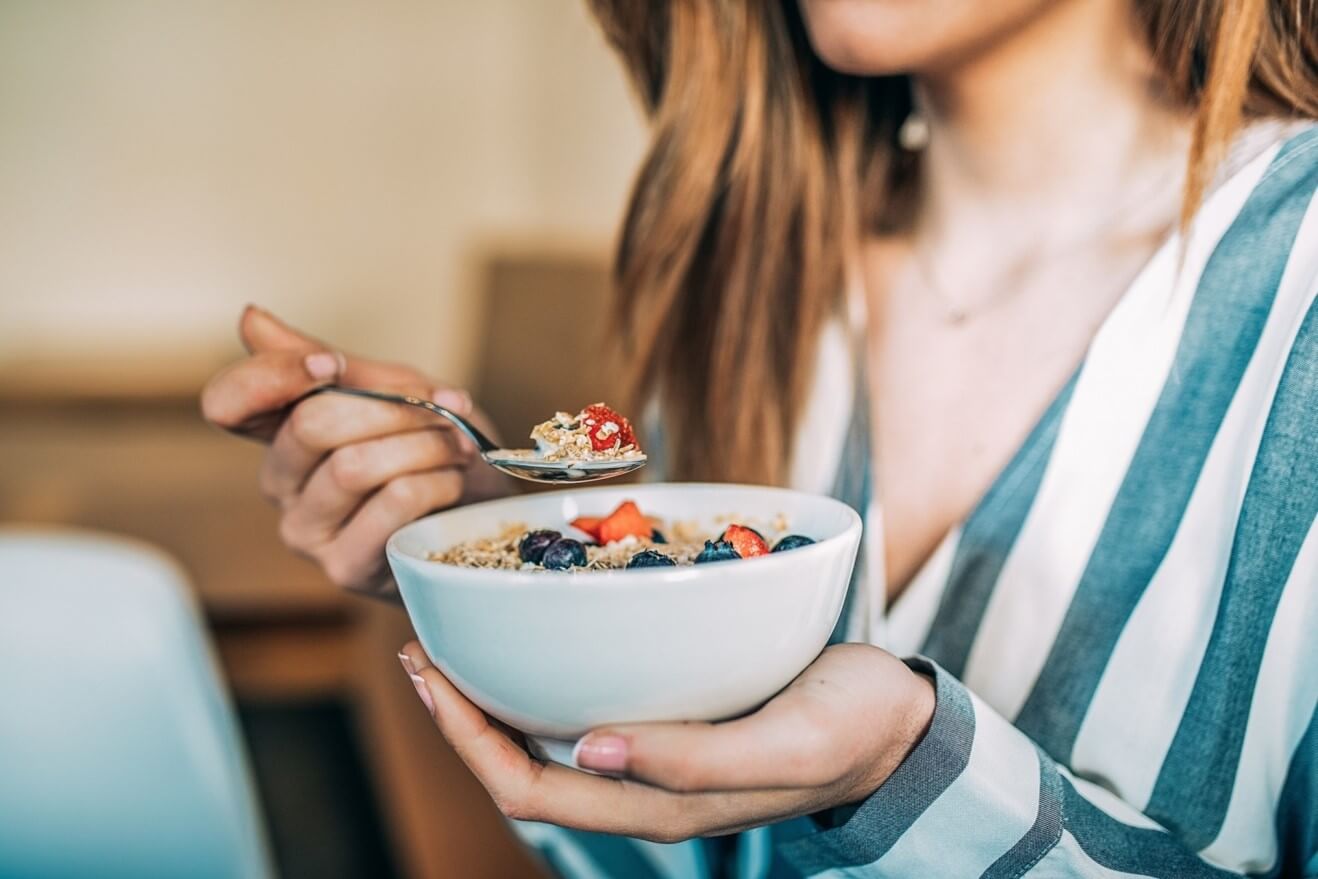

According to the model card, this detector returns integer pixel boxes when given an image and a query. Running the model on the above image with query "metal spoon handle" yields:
[296,385,500,453]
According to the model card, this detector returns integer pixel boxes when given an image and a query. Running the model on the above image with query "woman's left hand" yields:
[397,641,935,843]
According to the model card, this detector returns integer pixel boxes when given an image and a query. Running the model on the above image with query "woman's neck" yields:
[913,0,1192,248]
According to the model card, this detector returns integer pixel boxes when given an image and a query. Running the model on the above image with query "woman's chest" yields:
[863,242,1152,599]
[870,312,1077,596]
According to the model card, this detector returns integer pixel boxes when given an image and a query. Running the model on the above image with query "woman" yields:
[203,0,1317,875]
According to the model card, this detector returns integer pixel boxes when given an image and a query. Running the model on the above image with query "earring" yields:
[898,112,930,151]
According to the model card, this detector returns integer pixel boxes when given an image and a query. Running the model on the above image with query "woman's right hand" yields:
[201,306,510,598]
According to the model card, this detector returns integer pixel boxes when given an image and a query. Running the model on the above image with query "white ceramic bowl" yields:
[386,483,861,763]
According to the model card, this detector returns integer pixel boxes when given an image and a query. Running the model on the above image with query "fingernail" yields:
[397,651,415,675]
[432,388,471,414]
[409,673,434,714]
[304,351,341,381]
[573,734,628,772]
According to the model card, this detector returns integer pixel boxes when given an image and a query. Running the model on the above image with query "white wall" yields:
[0,0,646,387]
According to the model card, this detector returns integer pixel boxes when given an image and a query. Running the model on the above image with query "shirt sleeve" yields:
[776,658,1247,878]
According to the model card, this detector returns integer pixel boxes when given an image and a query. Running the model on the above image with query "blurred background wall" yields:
[0,3,646,878]
[0,0,644,390]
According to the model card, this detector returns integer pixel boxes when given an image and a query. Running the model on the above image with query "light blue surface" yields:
[0,528,274,879]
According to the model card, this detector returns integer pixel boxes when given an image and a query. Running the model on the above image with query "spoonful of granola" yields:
[253,387,646,484]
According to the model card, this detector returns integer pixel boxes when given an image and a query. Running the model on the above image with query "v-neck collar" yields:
[849,121,1304,646]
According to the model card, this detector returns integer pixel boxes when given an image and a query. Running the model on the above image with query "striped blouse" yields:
[514,122,1318,878]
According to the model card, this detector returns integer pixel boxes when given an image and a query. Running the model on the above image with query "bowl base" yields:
[526,734,579,767]
[525,734,621,777]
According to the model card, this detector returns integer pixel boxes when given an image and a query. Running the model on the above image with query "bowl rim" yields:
[385,481,863,588]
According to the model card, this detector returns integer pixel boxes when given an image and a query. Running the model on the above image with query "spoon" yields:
[232,384,646,484]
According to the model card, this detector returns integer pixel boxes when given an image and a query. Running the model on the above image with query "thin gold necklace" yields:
[909,168,1183,326]
[909,243,1020,325]
[898,92,1190,326]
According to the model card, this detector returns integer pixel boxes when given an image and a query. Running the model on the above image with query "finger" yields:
[316,470,465,587]
[401,644,524,749]
[397,642,545,815]
[201,348,342,436]
[576,689,850,793]
[287,384,472,449]
[580,645,920,794]
[240,304,324,356]
[396,643,818,842]
[241,305,458,391]
[260,386,471,502]
[281,429,467,542]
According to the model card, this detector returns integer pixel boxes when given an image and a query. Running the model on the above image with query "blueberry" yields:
[626,549,676,568]
[541,538,588,570]
[771,534,816,553]
[694,539,740,564]
[650,529,667,544]
[518,529,562,564]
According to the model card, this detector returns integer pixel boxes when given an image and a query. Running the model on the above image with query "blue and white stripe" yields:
[512,122,1318,878]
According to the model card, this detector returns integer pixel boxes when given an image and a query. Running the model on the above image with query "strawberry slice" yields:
[598,500,652,544]
[722,524,769,558]
[569,516,603,541]
[581,403,637,452]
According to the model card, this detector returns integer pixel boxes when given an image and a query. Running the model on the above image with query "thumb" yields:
[574,687,844,791]
[239,305,324,355]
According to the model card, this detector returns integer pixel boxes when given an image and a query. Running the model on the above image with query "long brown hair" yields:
[589,0,1317,485]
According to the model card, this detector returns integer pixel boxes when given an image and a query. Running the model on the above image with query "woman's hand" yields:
[201,305,511,597]
[397,641,936,842]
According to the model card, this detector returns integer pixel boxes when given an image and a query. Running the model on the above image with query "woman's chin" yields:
[797,0,1065,78]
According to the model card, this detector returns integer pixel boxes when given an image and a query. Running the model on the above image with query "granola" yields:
[526,403,644,463]
[429,522,707,571]
[427,500,817,572]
